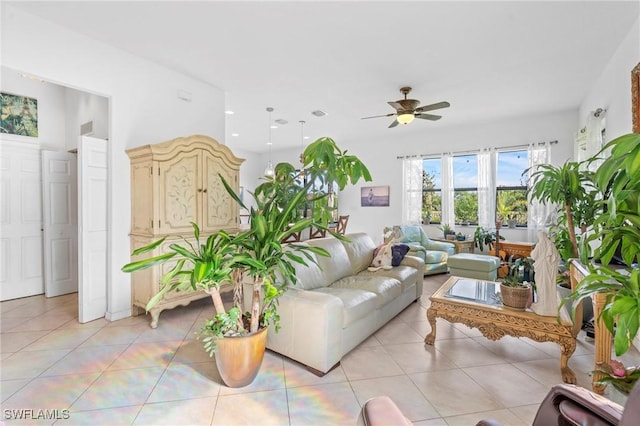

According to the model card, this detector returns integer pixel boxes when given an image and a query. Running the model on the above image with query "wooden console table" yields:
[432,237,474,254]
[425,276,579,384]
[570,260,612,394]
[499,241,536,258]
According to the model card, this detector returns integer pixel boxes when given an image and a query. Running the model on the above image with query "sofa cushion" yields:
[341,233,376,273]
[330,276,402,308]
[356,266,419,293]
[290,252,328,290]
[424,250,448,264]
[307,237,354,283]
[313,287,377,327]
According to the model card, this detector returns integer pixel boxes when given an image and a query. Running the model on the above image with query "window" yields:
[453,155,478,225]
[418,150,530,227]
[496,150,528,226]
[422,158,441,224]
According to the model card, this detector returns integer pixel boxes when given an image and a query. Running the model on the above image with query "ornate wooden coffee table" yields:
[425,276,580,384]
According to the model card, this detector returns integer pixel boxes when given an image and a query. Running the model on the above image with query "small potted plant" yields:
[500,267,532,310]
[473,226,504,253]
[440,223,455,239]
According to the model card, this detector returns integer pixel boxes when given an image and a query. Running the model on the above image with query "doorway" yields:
[0,67,110,323]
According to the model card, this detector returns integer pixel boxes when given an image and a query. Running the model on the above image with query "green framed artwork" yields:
[1,92,38,137]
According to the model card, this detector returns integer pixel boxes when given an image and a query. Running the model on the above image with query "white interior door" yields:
[0,143,44,301]
[42,150,78,298]
[78,136,108,323]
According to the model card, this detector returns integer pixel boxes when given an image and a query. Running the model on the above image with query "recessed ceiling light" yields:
[303,136,310,140]
[267,142,273,146]
[225,110,235,115]
[311,110,327,117]
[231,133,239,137]
[270,125,278,129]
[275,119,288,125]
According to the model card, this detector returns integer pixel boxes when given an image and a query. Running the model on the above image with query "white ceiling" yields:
[8,1,639,153]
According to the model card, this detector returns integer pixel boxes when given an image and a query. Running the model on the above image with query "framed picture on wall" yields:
[1,92,38,137]
[632,62,640,133]
[361,185,390,207]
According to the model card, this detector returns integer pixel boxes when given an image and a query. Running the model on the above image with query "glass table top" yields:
[444,278,501,307]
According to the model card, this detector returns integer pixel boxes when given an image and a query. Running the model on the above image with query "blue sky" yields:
[423,150,528,188]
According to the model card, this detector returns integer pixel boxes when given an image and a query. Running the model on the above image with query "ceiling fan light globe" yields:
[397,113,415,125]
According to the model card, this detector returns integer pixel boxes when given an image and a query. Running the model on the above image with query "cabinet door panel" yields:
[203,151,238,231]
[159,152,200,233]
[131,162,154,235]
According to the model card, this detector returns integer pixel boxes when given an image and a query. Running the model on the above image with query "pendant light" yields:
[299,120,306,166]
[264,107,275,177]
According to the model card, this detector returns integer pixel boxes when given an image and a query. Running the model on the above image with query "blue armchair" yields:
[384,225,454,275]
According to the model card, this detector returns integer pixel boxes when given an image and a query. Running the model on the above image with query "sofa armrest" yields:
[531,384,623,426]
[425,240,455,255]
[357,396,413,426]
[265,287,344,373]
[400,254,424,273]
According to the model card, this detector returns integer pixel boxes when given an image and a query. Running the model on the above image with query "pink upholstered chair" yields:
[477,383,640,426]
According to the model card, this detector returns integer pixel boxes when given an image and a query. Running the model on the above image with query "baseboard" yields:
[106,308,132,322]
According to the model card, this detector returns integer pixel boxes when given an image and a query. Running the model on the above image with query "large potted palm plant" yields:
[565,133,640,359]
[122,136,371,387]
[527,160,597,260]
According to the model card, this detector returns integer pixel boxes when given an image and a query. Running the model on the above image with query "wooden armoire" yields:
[126,134,244,328]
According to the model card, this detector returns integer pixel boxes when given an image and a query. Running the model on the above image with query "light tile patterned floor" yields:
[1,274,637,425]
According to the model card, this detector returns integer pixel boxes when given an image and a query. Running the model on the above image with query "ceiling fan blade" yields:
[387,101,403,111]
[361,113,395,120]
[415,113,442,121]
[388,120,399,128]
[415,101,451,113]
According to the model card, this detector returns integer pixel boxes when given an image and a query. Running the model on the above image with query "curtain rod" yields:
[396,140,558,160]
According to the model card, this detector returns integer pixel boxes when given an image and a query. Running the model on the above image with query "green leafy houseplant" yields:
[500,263,532,309]
[440,223,454,238]
[564,133,640,357]
[473,226,504,252]
[122,137,372,356]
[527,161,596,259]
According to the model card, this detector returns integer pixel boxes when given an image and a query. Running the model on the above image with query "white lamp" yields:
[397,112,415,125]
[264,107,275,177]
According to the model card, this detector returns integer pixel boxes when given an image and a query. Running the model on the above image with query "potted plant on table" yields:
[499,261,533,310]
[122,137,371,387]
[440,223,455,239]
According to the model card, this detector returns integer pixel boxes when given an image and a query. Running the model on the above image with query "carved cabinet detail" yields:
[126,135,244,327]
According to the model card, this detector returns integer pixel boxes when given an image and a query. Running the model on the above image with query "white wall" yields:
[579,16,640,140]
[64,87,109,150]
[2,5,227,320]
[1,66,67,150]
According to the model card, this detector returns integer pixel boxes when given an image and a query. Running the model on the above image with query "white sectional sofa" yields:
[258,233,425,374]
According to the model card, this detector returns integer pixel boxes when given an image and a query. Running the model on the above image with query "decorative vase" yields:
[500,283,531,310]
[214,327,268,388]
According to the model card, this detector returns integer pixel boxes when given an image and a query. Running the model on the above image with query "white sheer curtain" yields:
[585,111,605,171]
[402,157,422,225]
[477,148,496,230]
[441,154,455,228]
[527,142,553,241]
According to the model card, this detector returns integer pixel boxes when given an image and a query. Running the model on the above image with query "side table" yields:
[432,237,474,254]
